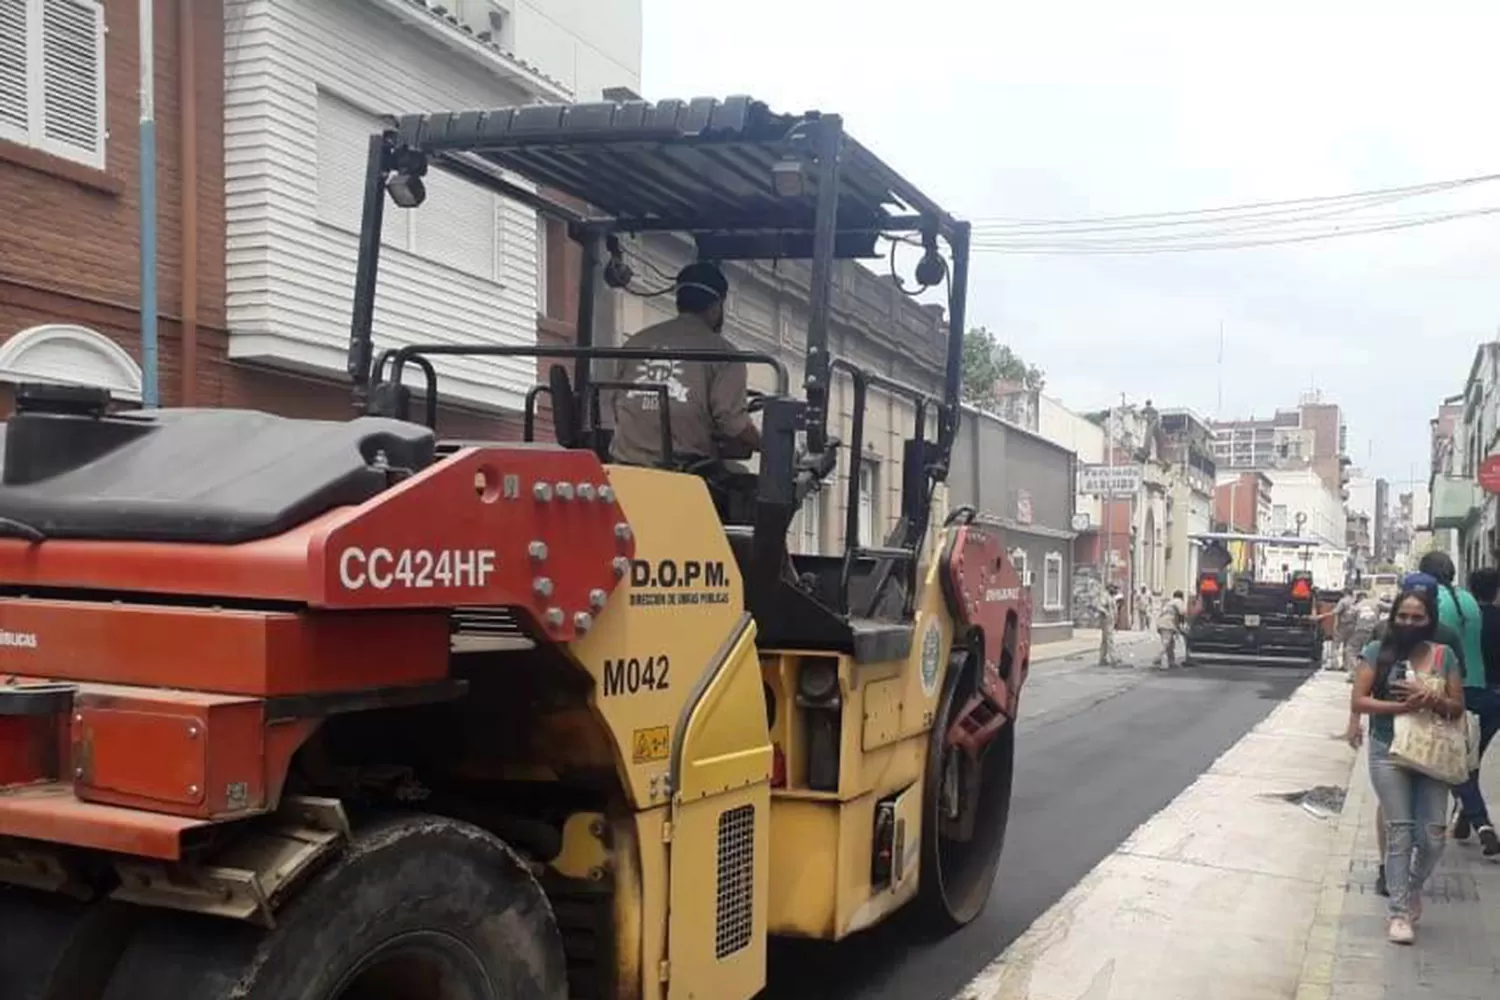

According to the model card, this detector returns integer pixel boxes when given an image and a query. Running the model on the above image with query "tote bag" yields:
[1390,667,1470,785]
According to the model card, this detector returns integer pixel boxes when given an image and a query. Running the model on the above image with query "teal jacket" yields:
[1436,584,1486,689]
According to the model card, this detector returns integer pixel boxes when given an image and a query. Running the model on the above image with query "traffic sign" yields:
[1479,454,1500,495]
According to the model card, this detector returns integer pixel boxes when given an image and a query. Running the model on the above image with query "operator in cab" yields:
[610,261,761,469]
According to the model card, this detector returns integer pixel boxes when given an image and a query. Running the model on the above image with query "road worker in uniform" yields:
[611,261,762,473]
[1097,582,1121,666]
[1347,591,1380,673]
[610,263,818,592]
[1153,589,1188,669]
[1330,587,1357,671]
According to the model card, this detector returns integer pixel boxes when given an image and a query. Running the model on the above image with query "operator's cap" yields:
[1400,571,1440,593]
[676,261,728,301]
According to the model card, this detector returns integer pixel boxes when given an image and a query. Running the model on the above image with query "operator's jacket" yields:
[609,314,754,468]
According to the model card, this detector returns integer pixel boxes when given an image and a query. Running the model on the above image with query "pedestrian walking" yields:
[1152,589,1187,669]
[1137,586,1153,632]
[1412,552,1494,857]
[1096,583,1121,666]
[1347,570,1471,898]
[1453,566,1500,857]
[1350,585,1466,945]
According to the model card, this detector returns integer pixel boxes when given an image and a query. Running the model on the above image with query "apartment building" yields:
[1211,391,1350,496]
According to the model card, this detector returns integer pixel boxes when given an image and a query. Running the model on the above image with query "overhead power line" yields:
[966,204,1500,255]
[967,172,1500,233]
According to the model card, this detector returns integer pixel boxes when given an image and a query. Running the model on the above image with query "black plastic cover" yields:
[0,408,435,544]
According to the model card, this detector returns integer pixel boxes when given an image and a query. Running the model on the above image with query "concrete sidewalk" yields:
[953,669,1358,1000]
[1301,724,1500,999]
[952,668,1500,1000]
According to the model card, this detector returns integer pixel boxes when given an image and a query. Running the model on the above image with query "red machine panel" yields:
[71,688,268,818]
[0,446,634,642]
[942,521,1033,752]
[0,599,450,696]
[0,784,210,859]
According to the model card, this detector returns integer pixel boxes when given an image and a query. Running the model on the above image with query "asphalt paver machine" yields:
[0,95,1031,1000]
[1184,532,1323,665]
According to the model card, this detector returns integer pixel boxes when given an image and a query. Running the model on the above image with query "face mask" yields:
[1389,624,1424,651]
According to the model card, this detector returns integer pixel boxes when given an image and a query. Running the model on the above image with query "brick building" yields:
[1211,391,1351,497]
[0,0,639,433]
[1214,470,1273,533]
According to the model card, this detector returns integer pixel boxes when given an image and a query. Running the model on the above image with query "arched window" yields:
[0,324,143,402]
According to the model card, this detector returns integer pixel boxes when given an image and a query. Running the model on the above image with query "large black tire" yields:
[915,654,1017,930]
[0,887,132,1000]
[100,815,568,1000]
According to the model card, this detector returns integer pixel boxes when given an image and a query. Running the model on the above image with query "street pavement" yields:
[759,630,1313,1000]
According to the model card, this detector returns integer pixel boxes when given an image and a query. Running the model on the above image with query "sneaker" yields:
[1479,826,1500,858]
[1388,917,1415,945]
[1455,813,1472,841]
[1375,864,1389,897]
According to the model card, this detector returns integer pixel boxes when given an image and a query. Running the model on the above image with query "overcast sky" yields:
[642,0,1500,487]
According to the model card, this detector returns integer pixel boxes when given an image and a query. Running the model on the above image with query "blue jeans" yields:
[1369,738,1449,918]
[1453,687,1500,827]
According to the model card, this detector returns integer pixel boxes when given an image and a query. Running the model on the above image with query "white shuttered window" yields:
[0,0,106,169]
[314,89,505,284]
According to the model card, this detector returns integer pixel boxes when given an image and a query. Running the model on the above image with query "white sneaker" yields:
[1388,917,1415,944]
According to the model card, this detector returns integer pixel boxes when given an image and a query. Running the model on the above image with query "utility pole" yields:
[1102,403,1113,593]
[140,0,159,406]
[1216,321,1224,418]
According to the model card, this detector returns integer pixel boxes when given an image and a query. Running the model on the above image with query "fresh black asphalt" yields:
[760,638,1313,1000]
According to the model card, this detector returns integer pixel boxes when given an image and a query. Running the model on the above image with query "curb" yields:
[1031,631,1155,666]
[1293,701,1365,1000]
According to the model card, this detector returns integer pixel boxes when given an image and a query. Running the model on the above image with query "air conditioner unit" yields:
[1023,570,1035,587]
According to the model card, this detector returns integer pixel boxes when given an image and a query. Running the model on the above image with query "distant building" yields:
[948,406,1080,642]
[1374,477,1391,564]
[1346,511,1372,576]
[1157,408,1217,596]
[1432,344,1500,575]
[1214,471,1273,533]
[1345,471,1392,568]
[1260,466,1348,587]
[1211,391,1351,496]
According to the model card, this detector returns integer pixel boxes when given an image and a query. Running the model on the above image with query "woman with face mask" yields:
[1351,585,1466,945]
[1345,572,1468,899]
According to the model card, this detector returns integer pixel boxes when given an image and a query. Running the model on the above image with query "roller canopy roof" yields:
[389,95,962,260]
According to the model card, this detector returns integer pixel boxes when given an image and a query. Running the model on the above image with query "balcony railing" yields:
[1431,475,1482,530]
